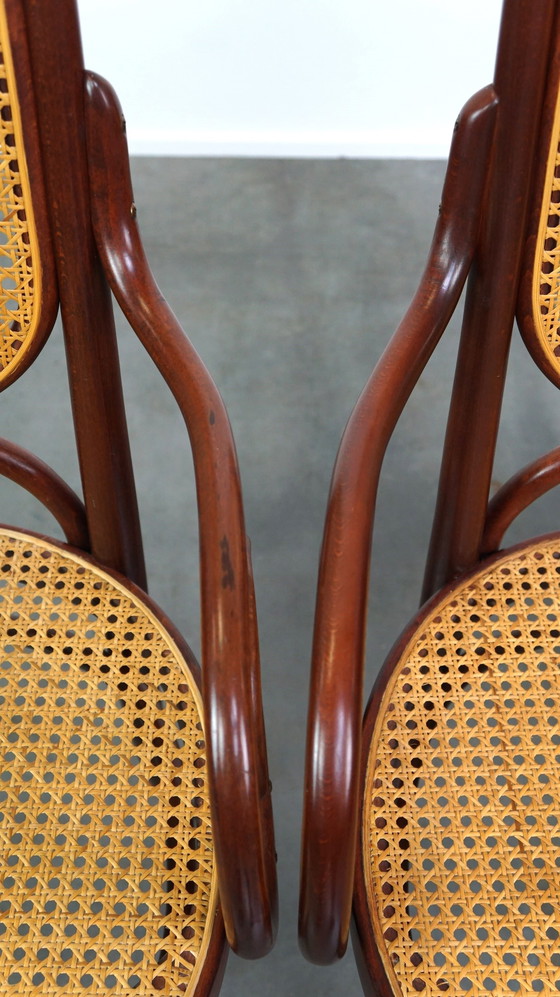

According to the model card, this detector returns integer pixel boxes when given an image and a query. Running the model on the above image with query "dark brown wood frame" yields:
[299,0,559,975]
[84,70,277,959]
[0,437,88,547]
[0,0,278,976]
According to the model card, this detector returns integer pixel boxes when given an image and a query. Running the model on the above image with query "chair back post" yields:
[21,0,146,588]
[421,0,557,602]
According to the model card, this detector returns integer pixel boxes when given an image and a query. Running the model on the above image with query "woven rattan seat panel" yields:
[364,536,560,995]
[0,528,217,995]
[0,6,43,384]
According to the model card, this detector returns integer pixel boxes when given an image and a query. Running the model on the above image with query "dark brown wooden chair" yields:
[299,1,560,993]
[0,1,277,993]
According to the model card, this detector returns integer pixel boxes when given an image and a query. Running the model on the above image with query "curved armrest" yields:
[482,446,560,553]
[84,74,277,959]
[299,86,498,965]
[0,437,89,548]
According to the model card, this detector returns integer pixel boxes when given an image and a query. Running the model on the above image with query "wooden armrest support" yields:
[482,446,560,554]
[0,437,89,549]
[84,73,277,959]
[299,86,498,965]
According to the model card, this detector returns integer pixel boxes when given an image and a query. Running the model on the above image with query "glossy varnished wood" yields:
[421,0,556,600]
[84,72,277,960]
[300,0,560,981]
[482,446,560,553]
[299,85,498,966]
[0,436,88,547]
[23,0,146,586]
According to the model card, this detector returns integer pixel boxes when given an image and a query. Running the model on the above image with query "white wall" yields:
[78,0,503,158]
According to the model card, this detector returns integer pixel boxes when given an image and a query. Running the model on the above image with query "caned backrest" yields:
[0,0,56,388]
[519,32,560,386]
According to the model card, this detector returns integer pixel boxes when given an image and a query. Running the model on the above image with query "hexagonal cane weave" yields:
[364,536,560,995]
[0,10,43,384]
[0,528,217,995]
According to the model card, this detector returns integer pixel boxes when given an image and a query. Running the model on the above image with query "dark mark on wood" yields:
[220,536,235,589]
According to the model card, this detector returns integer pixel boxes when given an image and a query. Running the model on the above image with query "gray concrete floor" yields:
[2,158,558,994]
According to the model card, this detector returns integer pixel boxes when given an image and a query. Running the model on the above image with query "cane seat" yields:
[0,528,217,995]
[363,536,560,995]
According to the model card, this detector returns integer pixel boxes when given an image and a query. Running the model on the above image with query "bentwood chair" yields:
[0,1,277,993]
[300,1,560,993]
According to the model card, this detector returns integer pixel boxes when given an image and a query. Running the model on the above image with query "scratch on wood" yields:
[220,536,235,589]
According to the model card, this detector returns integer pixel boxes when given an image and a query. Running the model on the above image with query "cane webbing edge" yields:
[529,73,560,380]
[364,536,560,996]
[0,0,43,386]
[0,527,218,996]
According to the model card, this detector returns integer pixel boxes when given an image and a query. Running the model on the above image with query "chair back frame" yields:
[422,0,560,600]
[23,0,146,585]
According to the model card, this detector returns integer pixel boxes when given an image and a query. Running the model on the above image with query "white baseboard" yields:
[126,129,450,160]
